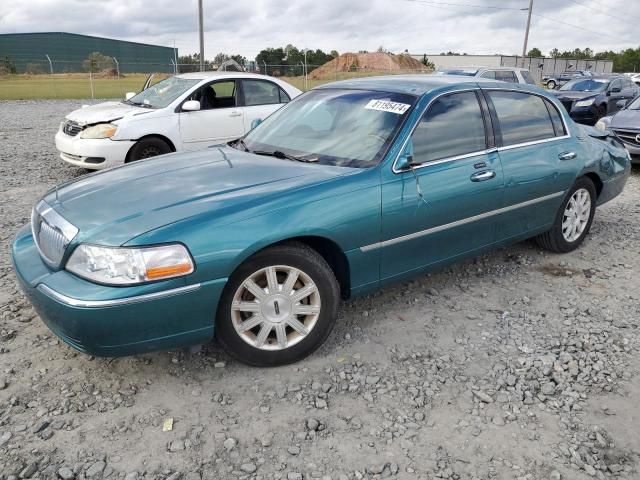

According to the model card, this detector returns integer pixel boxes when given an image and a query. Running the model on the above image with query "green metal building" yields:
[0,32,178,74]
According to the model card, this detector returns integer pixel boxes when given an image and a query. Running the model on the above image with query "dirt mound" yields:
[310,52,429,79]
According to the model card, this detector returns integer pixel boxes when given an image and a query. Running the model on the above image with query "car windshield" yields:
[435,68,479,76]
[627,95,640,110]
[236,88,417,168]
[560,79,609,92]
[125,76,200,109]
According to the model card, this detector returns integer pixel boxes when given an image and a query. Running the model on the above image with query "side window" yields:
[410,91,487,163]
[480,70,496,80]
[544,99,567,137]
[610,79,622,91]
[488,91,556,145]
[521,70,536,85]
[495,70,518,83]
[279,87,291,103]
[191,80,236,110]
[243,80,283,106]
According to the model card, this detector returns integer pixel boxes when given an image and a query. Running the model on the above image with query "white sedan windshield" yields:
[126,77,200,109]
[240,89,416,168]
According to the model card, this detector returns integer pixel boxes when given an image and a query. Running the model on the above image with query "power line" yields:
[532,12,634,44]
[402,0,527,11]
[565,0,640,26]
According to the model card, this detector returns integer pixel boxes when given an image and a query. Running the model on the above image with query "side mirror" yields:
[616,99,628,109]
[250,118,263,130]
[125,92,136,100]
[182,100,201,112]
[395,152,414,171]
[609,87,622,94]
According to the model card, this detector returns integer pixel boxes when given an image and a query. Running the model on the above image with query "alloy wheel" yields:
[562,188,591,242]
[231,265,321,351]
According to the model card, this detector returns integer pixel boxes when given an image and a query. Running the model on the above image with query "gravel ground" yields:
[1,100,639,480]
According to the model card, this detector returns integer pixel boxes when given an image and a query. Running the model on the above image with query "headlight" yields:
[574,99,594,108]
[66,244,194,285]
[79,123,118,139]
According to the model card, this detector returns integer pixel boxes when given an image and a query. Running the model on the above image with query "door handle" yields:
[470,170,496,182]
[229,111,242,117]
[558,151,577,161]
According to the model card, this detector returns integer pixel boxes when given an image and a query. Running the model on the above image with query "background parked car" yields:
[596,94,640,164]
[54,72,302,170]
[553,75,640,125]
[434,67,536,85]
[542,70,593,90]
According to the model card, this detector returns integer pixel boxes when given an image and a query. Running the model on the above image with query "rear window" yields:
[488,91,556,146]
[495,70,518,83]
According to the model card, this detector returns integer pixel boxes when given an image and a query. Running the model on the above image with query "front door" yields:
[378,90,504,282]
[179,80,245,149]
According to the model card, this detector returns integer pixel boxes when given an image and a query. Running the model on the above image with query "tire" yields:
[535,177,597,253]
[127,137,171,162]
[546,80,557,89]
[596,105,607,121]
[215,242,340,367]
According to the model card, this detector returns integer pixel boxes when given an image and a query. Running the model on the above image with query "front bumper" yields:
[55,130,134,170]
[12,224,224,357]
[567,105,599,125]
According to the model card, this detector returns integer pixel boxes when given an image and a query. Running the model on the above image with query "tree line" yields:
[526,47,640,72]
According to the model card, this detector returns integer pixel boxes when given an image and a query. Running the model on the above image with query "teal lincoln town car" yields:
[13,76,631,366]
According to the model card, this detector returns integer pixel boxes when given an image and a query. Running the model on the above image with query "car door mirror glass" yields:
[250,118,263,130]
[182,100,201,112]
[396,152,413,171]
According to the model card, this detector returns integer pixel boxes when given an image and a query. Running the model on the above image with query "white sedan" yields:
[55,72,302,170]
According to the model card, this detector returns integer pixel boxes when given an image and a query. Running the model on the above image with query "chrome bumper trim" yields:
[37,283,202,308]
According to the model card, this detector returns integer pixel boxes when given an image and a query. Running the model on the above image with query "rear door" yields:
[178,79,245,148]
[240,79,291,131]
[484,89,577,240]
[378,90,504,281]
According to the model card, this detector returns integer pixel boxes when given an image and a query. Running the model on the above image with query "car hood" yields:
[609,109,640,128]
[42,147,357,246]
[553,91,599,101]
[65,101,152,125]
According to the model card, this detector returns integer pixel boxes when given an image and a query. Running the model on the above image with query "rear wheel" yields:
[546,80,557,89]
[536,177,596,253]
[215,242,340,367]
[127,137,171,162]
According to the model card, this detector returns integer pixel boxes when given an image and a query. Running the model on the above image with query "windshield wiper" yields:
[122,99,154,109]
[252,150,318,163]
[229,138,250,152]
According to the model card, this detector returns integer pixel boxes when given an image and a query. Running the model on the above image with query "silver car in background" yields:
[434,66,537,85]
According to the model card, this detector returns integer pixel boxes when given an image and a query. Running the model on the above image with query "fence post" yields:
[113,57,120,77]
[89,71,94,99]
[45,54,53,74]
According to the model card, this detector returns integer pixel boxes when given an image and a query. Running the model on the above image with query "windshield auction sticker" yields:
[365,99,411,114]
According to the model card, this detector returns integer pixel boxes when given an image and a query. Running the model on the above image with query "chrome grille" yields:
[611,129,640,147]
[62,120,83,137]
[31,201,78,268]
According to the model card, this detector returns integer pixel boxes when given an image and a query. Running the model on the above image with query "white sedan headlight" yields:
[66,244,194,285]
[79,123,118,139]
[574,99,594,108]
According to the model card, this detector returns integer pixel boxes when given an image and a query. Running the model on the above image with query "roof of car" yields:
[316,74,505,95]
[437,66,528,72]
[175,71,271,81]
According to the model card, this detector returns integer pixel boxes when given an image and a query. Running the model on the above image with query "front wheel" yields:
[536,177,596,253]
[127,137,171,162]
[215,242,340,367]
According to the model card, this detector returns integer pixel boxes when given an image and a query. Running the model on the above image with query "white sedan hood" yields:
[65,101,152,126]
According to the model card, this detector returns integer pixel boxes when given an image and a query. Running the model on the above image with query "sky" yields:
[0,0,638,60]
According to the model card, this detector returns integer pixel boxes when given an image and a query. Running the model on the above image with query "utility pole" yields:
[198,0,205,72]
[521,0,534,68]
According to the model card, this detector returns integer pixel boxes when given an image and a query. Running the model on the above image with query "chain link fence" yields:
[0,59,434,100]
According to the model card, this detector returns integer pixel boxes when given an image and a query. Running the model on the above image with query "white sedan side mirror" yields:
[182,100,201,112]
[125,92,136,100]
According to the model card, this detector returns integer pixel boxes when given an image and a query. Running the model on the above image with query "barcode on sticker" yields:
[365,99,411,115]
